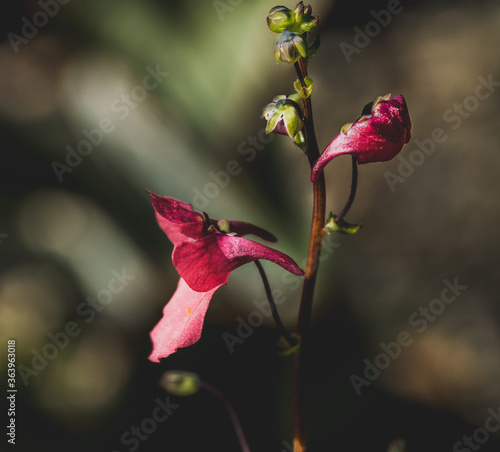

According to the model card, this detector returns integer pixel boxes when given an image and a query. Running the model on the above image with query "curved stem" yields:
[335,155,358,224]
[293,57,327,452]
[254,261,297,347]
[200,381,251,452]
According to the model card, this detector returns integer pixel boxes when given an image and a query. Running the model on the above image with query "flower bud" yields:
[261,95,303,138]
[267,2,319,34]
[267,6,295,33]
[273,30,307,64]
[292,2,318,33]
[311,94,411,182]
[159,370,200,396]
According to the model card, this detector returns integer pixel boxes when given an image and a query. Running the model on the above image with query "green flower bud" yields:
[159,370,200,396]
[261,95,303,138]
[292,2,319,33]
[267,6,295,33]
[267,2,319,34]
[294,2,307,22]
[273,30,307,64]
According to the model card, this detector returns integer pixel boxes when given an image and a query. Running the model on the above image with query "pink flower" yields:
[147,192,304,361]
[311,94,411,182]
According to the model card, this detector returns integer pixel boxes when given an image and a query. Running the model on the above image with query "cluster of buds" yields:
[267,2,319,64]
[261,3,319,144]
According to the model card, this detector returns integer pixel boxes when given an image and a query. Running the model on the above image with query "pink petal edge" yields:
[148,278,222,362]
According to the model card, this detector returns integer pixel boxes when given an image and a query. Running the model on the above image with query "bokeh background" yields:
[1,0,500,451]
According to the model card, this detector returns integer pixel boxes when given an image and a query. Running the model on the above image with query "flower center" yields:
[200,212,236,235]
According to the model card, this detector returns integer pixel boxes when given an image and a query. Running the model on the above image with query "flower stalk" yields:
[254,260,297,348]
[200,381,252,452]
[293,55,326,452]
[335,155,358,224]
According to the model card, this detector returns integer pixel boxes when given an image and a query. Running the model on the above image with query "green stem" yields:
[254,261,297,348]
[293,57,326,452]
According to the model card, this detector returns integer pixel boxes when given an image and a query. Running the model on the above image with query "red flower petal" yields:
[154,211,188,245]
[149,192,203,243]
[375,95,411,138]
[173,234,304,292]
[148,278,222,362]
[149,192,279,244]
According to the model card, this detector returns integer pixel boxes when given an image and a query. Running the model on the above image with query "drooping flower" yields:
[147,192,304,361]
[311,94,411,182]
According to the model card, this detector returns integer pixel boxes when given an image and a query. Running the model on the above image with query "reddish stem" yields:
[335,155,358,224]
[200,381,251,452]
[293,58,326,452]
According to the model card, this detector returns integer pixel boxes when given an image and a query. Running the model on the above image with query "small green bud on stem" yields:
[160,370,200,396]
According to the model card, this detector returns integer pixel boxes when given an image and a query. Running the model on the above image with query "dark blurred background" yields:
[1,0,500,451]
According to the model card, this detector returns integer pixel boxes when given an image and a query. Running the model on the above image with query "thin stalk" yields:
[200,381,251,452]
[293,57,327,452]
[254,260,297,348]
[335,155,358,224]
